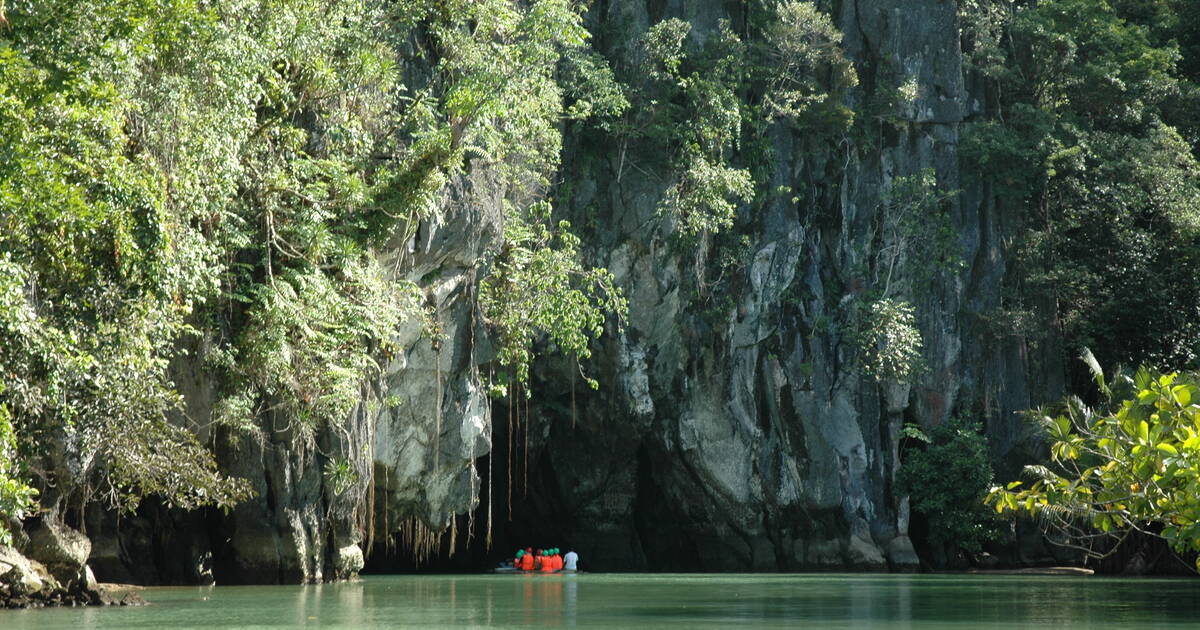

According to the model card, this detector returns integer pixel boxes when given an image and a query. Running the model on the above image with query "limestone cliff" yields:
[46,0,1058,584]
[488,0,1059,571]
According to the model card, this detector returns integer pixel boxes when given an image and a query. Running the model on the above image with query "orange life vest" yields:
[540,555,555,572]
[552,554,563,570]
[518,554,534,571]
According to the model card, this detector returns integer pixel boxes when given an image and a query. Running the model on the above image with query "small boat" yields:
[489,567,582,574]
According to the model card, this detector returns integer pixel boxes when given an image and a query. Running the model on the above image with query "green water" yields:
[3,573,1200,629]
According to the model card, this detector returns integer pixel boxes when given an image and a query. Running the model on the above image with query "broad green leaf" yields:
[1157,443,1179,456]
[1173,385,1192,407]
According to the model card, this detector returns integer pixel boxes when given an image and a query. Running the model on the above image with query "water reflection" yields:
[894,576,911,630]
[513,573,566,626]
[565,578,577,628]
[336,580,363,626]
[4,573,1200,629]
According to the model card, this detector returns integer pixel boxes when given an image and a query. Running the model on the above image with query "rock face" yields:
[0,544,59,602]
[370,170,500,538]
[24,516,91,585]
[490,0,1051,571]
[0,543,131,608]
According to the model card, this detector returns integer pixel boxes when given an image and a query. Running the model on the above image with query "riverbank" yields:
[965,566,1095,576]
[0,545,144,609]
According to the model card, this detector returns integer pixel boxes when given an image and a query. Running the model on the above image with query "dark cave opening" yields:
[362,416,576,574]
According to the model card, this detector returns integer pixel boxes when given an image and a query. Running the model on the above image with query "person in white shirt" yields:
[563,549,579,571]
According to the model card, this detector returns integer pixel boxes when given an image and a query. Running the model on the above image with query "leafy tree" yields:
[899,417,999,555]
[875,169,964,298]
[853,299,924,384]
[480,202,626,390]
[959,0,1200,372]
[987,353,1200,568]
[639,18,754,237]
[760,0,857,125]
[844,169,961,384]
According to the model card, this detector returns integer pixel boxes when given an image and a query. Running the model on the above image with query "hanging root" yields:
[523,380,529,498]
[394,514,475,566]
[397,517,441,567]
[434,332,443,470]
[488,427,494,551]
[508,371,513,520]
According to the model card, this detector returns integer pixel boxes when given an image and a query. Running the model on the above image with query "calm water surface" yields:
[3,573,1200,629]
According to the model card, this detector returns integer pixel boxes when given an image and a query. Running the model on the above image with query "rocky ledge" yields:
[0,544,146,609]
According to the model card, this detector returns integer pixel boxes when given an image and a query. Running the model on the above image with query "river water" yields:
[3,573,1200,629]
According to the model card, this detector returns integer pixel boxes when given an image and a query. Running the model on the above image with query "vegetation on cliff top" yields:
[0,0,625,539]
[962,0,1200,373]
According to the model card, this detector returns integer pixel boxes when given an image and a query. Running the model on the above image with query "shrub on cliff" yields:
[988,354,1200,569]
[899,417,999,556]
[0,393,36,546]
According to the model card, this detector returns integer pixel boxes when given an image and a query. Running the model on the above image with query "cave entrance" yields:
[362,415,573,574]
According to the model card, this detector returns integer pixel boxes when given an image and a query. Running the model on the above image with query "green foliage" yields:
[826,169,959,381]
[1016,0,1178,128]
[560,47,630,129]
[899,417,998,554]
[0,393,37,546]
[641,18,692,84]
[963,0,1178,126]
[323,458,359,497]
[959,105,1057,203]
[631,3,855,239]
[480,202,627,389]
[410,0,628,394]
[228,264,421,444]
[0,1,254,514]
[987,358,1200,569]
[0,0,623,528]
[639,18,753,237]
[659,150,755,236]
[902,422,931,444]
[422,0,588,190]
[1024,123,1200,367]
[960,0,1200,370]
[852,298,924,383]
[761,0,858,125]
[876,169,963,297]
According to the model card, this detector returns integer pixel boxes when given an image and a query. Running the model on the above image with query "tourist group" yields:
[500,548,579,572]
